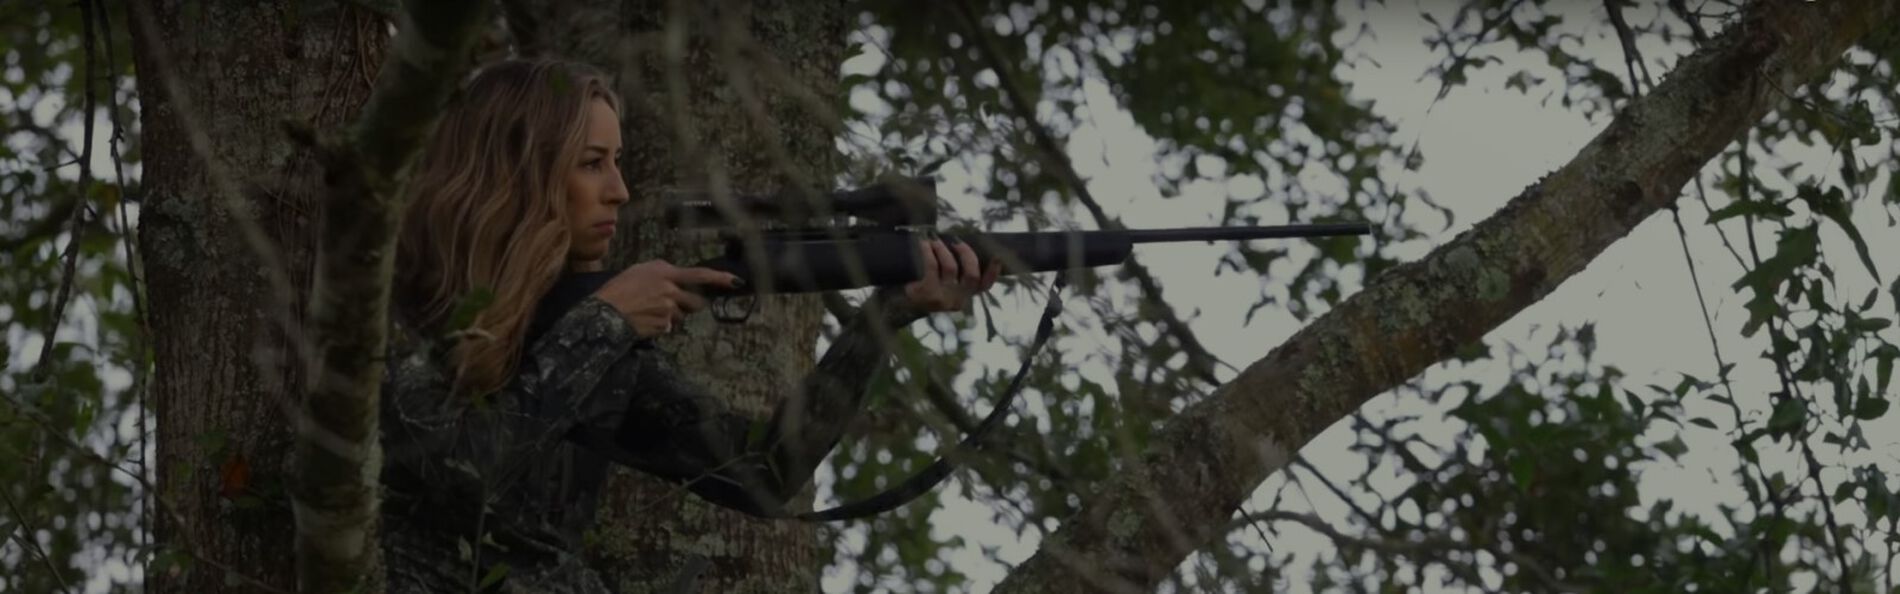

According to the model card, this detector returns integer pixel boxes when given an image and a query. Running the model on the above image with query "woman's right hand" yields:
[593,260,743,337]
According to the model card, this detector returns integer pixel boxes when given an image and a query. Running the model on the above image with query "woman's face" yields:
[565,98,629,270]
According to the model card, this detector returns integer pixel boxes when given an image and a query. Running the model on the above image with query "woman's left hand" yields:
[904,238,1002,313]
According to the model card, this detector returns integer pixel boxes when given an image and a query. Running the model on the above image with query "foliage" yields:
[1,2,149,593]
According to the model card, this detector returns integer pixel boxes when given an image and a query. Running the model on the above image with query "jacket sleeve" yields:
[564,287,927,517]
[381,296,641,503]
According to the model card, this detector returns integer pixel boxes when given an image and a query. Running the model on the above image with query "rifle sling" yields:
[530,271,1068,522]
[793,275,1066,522]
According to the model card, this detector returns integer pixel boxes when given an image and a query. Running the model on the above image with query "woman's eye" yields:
[583,159,602,170]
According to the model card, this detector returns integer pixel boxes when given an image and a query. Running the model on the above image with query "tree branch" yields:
[289,1,490,593]
[990,2,1900,591]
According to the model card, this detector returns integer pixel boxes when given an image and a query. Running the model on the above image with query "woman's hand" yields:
[904,238,1001,314]
[593,259,742,336]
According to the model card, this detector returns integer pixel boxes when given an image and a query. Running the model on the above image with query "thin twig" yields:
[89,0,154,563]
[1801,441,1856,592]
[917,368,1073,485]
[31,0,100,381]
[1425,0,1531,105]
[1604,0,1654,98]
[1739,133,1796,589]
[944,0,1229,388]
[1667,0,1710,44]
[0,485,73,593]
[1290,457,1383,529]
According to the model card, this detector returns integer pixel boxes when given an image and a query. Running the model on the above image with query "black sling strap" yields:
[529,270,1066,522]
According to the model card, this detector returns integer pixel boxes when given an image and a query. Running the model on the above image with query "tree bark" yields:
[511,1,852,591]
[990,2,1900,592]
[128,1,387,593]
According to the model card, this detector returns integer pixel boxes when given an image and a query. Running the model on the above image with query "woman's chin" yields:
[567,255,607,272]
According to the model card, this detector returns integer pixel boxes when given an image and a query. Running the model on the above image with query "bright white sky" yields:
[819,3,1900,593]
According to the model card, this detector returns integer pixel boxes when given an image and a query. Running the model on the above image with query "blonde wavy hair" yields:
[395,58,622,399]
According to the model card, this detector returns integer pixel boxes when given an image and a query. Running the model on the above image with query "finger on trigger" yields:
[675,267,733,287]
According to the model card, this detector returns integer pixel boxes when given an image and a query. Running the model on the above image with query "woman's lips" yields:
[594,222,616,233]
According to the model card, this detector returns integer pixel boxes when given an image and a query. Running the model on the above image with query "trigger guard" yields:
[710,295,758,323]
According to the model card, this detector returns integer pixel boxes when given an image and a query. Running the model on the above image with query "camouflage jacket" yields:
[380,285,924,593]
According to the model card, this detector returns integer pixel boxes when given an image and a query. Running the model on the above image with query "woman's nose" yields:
[606,167,630,205]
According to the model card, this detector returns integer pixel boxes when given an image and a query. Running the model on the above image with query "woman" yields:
[381,58,998,593]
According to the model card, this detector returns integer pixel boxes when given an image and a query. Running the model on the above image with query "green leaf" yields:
[1768,399,1807,434]
[1875,343,1897,394]
[1853,394,1889,421]
[479,563,512,589]
[1800,184,1881,284]
[1834,480,1858,503]
[75,399,95,433]
[448,287,497,332]
[1689,418,1719,430]
[196,430,229,458]
[1707,197,1794,224]
[1732,226,1820,297]
[1510,456,1535,491]
[745,419,771,450]
[1654,436,1688,459]
[1848,317,1893,333]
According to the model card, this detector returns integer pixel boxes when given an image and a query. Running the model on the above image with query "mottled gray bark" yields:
[128,1,387,592]
[511,1,852,591]
[990,1,1900,593]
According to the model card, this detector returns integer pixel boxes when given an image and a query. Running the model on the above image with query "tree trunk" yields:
[990,2,1900,592]
[129,2,386,592]
[511,1,851,591]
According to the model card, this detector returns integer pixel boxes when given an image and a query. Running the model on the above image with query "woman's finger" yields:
[637,315,667,337]
[918,239,940,283]
[674,290,708,314]
[933,240,957,283]
[953,242,980,288]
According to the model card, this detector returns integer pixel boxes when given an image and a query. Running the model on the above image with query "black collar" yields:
[525,271,619,347]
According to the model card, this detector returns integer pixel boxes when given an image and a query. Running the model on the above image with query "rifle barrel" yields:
[1121,222,1373,244]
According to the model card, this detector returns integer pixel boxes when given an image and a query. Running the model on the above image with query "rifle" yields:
[529,178,1374,521]
[533,177,1373,330]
